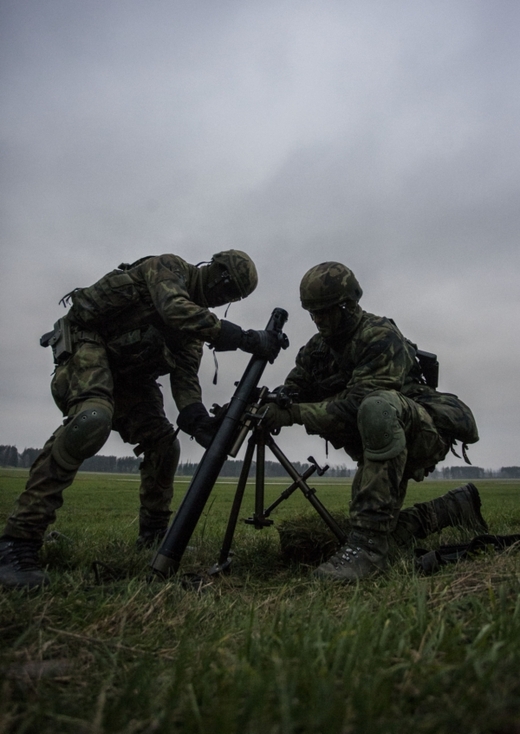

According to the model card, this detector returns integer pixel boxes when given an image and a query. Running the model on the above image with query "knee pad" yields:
[52,400,112,470]
[357,393,406,461]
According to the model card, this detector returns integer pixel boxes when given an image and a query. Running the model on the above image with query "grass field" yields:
[1,468,520,733]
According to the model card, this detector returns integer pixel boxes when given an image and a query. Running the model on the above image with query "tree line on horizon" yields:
[1,444,519,480]
[0,444,350,478]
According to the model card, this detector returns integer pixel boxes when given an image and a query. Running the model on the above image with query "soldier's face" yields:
[204,264,241,307]
[309,305,345,339]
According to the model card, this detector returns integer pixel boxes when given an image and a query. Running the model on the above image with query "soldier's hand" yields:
[240,329,289,363]
[193,416,221,448]
[261,404,299,432]
[177,402,220,448]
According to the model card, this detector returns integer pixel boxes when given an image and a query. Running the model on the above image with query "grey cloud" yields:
[1,0,519,471]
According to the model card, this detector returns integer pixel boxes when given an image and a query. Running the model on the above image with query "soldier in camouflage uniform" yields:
[0,251,284,589]
[262,262,486,583]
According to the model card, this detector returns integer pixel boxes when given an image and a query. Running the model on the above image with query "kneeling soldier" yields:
[262,262,486,583]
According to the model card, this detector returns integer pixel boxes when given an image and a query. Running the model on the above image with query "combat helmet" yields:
[300,262,363,312]
[211,250,258,300]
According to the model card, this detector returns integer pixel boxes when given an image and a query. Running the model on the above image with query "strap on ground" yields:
[414,534,520,575]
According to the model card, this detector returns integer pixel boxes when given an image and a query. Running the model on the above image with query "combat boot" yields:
[314,528,389,583]
[136,522,168,549]
[391,482,488,548]
[0,536,50,590]
[426,483,488,534]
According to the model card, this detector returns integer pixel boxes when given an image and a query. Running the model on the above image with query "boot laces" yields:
[330,534,380,568]
[331,543,363,567]
[1,540,41,571]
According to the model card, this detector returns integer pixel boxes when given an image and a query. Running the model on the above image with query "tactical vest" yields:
[65,257,155,330]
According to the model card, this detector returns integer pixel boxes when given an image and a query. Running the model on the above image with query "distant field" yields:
[1,468,520,733]
[2,468,519,539]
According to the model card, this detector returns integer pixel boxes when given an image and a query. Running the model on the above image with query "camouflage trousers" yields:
[349,389,449,535]
[4,339,180,541]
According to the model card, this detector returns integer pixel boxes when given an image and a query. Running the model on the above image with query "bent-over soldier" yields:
[0,250,284,589]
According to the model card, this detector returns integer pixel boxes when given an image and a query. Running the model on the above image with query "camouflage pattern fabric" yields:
[284,308,419,454]
[70,253,219,333]
[348,389,449,533]
[283,308,478,534]
[401,382,479,445]
[4,342,180,540]
[62,254,230,408]
[299,261,363,311]
[4,433,78,541]
[3,253,247,541]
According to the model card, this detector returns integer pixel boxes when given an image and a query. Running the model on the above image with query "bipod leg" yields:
[244,428,274,529]
[266,436,348,544]
[208,433,256,576]
[263,464,317,518]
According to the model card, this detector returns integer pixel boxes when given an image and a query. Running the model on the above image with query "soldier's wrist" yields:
[290,404,302,424]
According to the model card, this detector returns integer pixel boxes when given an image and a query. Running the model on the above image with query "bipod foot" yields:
[208,553,234,576]
[244,515,274,529]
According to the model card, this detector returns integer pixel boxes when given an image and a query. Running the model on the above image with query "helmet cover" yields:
[300,261,363,311]
[211,250,258,299]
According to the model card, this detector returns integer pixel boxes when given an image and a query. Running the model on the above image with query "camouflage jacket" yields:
[67,255,223,410]
[284,307,422,453]
[285,306,478,456]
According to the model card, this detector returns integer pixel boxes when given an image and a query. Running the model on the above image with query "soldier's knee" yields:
[52,400,113,470]
[357,392,406,461]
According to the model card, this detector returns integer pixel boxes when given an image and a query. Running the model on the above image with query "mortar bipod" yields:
[208,426,348,576]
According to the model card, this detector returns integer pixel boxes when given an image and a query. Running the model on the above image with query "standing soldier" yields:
[262,261,486,582]
[0,251,284,589]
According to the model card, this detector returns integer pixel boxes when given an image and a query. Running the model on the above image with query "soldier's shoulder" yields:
[360,309,392,327]
[151,253,189,269]
[359,311,404,337]
[137,253,192,279]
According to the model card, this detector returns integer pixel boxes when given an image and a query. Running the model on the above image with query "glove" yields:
[177,403,220,449]
[212,321,244,351]
[261,403,301,432]
[212,321,289,364]
[240,329,286,363]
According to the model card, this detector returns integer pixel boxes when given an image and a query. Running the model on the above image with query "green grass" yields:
[1,469,520,733]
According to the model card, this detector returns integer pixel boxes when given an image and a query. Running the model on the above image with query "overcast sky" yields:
[1,0,519,474]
